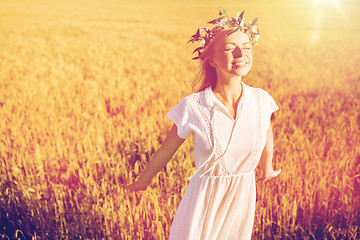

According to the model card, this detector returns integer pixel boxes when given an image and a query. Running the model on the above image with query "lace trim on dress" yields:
[188,93,227,179]
[187,88,264,179]
[239,88,263,174]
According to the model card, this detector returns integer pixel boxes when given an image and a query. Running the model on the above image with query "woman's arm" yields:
[258,122,281,181]
[121,124,185,191]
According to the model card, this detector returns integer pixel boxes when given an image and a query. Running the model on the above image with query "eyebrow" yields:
[225,42,251,46]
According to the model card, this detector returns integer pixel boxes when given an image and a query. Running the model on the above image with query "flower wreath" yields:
[188,9,260,60]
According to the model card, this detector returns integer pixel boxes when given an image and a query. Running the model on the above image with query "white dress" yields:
[167,83,279,240]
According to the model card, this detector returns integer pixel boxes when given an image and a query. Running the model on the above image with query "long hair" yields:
[192,39,218,92]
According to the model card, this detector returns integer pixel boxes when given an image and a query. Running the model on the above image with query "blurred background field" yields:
[0,0,360,239]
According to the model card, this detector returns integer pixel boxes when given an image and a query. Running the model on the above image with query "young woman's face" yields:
[210,29,253,78]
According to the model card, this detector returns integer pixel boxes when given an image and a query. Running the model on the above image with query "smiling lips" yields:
[232,61,247,67]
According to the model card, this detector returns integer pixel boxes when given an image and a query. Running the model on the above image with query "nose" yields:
[233,46,243,58]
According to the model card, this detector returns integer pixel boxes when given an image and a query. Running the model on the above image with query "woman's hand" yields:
[121,179,150,192]
[121,124,185,192]
[261,168,281,182]
[258,123,281,182]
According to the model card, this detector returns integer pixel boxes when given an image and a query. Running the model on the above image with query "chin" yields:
[233,69,250,77]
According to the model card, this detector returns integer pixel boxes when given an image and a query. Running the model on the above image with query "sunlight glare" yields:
[311,0,349,21]
[308,0,351,43]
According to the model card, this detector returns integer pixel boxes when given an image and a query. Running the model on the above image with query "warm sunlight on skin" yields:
[1,0,359,239]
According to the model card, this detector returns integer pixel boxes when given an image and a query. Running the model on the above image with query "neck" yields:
[213,75,243,105]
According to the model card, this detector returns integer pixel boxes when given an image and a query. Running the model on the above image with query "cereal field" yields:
[1,0,360,239]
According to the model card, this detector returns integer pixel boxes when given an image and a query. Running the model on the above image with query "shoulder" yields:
[177,93,197,107]
[251,88,279,113]
[244,85,278,109]
[247,86,274,100]
[169,92,200,113]
[180,90,206,106]
[246,85,267,95]
[172,88,212,112]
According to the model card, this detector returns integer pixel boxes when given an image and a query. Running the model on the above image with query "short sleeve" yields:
[262,90,279,130]
[167,96,193,139]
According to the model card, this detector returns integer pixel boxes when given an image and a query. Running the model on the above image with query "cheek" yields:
[221,52,233,64]
[213,52,230,66]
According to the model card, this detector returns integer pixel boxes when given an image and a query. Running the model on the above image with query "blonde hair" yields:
[192,39,218,92]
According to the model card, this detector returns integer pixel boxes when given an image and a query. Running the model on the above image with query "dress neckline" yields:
[207,82,246,121]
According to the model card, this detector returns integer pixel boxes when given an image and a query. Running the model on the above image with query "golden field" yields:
[1,0,360,239]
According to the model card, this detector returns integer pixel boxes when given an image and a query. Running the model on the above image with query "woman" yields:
[122,10,281,240]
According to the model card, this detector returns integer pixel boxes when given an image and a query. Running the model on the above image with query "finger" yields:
[261,176,269,182]
[120,184,132,190]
